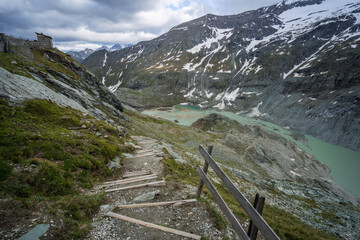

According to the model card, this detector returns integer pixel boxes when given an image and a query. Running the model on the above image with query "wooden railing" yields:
[196,145,280,240]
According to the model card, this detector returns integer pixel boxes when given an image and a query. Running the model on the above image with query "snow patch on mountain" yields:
[108,80,123,93]
[246,0,360,53]
[102,52,107,67]
[246,102,267,117]
[187,28,233,54]
[214,88,240,109]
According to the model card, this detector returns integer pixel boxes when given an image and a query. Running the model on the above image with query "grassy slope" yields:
[0,99,133,238]
[125,109,339,240]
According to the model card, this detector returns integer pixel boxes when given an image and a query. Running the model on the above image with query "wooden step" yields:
[106,212,201,240]
[101,175,158,188]
[116,199,197,209]
[105,180,165,193]
[127,153,154,159]
[137,140,157,145]
[136,149,154,154]
[122,170,151,178]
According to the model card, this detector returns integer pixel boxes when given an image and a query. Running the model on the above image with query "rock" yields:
[122,153,133,158]
[108,157,121,170]
[100,205,112,211]
[18,224,50,240]
[129,190,160,203]
[117,126,128,136]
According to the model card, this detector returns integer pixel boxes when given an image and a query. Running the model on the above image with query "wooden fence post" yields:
[196,145,213,199]
[247,194,265,240]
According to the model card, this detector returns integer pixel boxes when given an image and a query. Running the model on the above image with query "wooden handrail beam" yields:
[199,145,280,240]
[197,167,250,240]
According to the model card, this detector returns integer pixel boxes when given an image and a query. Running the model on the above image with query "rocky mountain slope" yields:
[0,35,124,123]
[83,0,360,152]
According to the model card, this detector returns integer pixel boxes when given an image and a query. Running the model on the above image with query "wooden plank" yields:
[197,167,250,240]
[116,199,197,209]
[103,174,157,185]
[247,193,259,238]
[123,169,150,174]
[105,181,165,193]
[106,212,201,240]
[137,149,154,154]
[199,145,280,240]
[123,170,151,178]
[127,153,154,159]
[101,175,158,188]
[196,145,213,198]
[137,140,157,144]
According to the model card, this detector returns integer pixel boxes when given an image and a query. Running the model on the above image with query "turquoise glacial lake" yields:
[143,105,360,198]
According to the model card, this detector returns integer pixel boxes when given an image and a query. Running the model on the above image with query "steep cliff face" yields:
[84,0,360,151]
[0,36,124,124]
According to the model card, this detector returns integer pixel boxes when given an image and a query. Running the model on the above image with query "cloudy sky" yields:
[0,0,280,51]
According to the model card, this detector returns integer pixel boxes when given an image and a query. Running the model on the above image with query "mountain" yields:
[67,44,133,62]
[67,48,95,62]
[110,43,133,51]
[83,0,360,152]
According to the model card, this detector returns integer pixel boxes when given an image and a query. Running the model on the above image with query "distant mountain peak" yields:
[109,43,133,51]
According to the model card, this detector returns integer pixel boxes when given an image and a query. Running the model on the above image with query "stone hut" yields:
[34,32,53,49]
[0,32,54,53]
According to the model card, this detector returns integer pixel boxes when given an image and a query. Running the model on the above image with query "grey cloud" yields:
[0,0,281,50]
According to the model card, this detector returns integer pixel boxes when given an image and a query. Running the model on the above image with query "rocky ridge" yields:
[0,35,124,124]
[84,0,360,152]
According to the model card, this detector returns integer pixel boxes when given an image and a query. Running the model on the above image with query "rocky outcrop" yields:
[0,38,125,124]
[84,0,360,152]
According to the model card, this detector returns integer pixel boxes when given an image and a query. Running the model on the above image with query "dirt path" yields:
[86,136,229,240]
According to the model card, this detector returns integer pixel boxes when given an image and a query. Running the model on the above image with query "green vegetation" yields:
[0,52,34,78]
[0,48,84,82]
[0,99,133,238]
[55,193,105,238]
[163,157,199,186]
